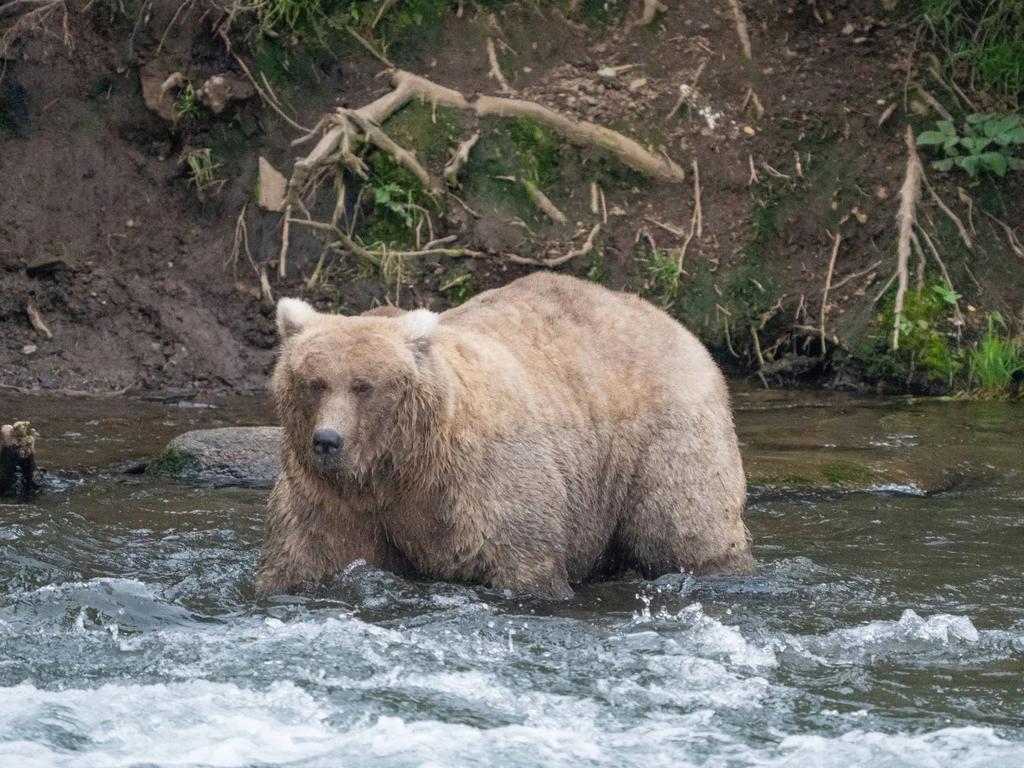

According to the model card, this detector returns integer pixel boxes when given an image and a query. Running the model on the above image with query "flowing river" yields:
[1,390,1022,767]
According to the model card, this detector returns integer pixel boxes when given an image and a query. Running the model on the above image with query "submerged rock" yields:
[150,427,281,488]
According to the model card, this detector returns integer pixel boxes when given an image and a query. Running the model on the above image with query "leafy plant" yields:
[373,182,416,228]
[916,114,1024,176]
[968,312,1024,397]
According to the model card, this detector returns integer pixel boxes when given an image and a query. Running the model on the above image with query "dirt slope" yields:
[1,0,1020,394]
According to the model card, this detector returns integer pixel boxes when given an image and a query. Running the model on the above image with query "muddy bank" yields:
[1,1,1021,395]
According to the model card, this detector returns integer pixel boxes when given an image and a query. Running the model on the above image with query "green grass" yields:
[917,0,1024,107]
[968,312,1024,397]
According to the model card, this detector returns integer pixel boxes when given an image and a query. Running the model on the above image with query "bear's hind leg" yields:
[619,427,752,578]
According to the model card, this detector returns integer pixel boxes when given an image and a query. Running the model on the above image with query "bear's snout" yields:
[312,428,343,459]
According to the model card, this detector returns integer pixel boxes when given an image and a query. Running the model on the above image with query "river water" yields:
[1,390,1022,767]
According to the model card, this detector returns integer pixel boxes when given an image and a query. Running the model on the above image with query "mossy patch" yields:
[820,460,877,486]
[146,448,198,478]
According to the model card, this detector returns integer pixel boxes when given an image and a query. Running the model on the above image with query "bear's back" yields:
[438,273,725,415]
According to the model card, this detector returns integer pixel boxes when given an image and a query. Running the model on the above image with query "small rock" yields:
[22,344,37,355]
[627,77,647,93]
[258,157,288,213]
[841,22,855,35]
[196,73,256,114]
[139,63,181,122]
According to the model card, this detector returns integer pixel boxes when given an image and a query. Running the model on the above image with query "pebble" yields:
[22,344,37,355]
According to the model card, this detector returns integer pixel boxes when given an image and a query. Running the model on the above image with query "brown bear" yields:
[256,272,752,598]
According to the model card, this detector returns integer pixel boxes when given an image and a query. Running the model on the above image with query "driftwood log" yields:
[1,421,39,494]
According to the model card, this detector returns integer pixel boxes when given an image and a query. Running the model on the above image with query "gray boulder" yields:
[150,427,282,488]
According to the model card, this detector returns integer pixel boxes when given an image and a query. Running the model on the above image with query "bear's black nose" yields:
[313,428,342,457]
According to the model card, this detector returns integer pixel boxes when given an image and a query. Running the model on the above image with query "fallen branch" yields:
[892,126,922,351]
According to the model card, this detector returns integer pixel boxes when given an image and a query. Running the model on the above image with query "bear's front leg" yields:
[255,471,402,596]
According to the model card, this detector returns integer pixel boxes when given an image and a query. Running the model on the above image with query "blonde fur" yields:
[257,274,752,598]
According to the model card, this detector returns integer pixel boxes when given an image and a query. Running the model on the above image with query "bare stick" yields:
[728,0,752,60]
[819,232,841,357]
[486,37,513,94]
[278,204,292,279]
[892,126,922,351]
[522,180,567,225]
[692,158,703,239]
[259,267,274,306]
[831,259,882,291]
[505,224,600,268]
[347,26,393,67]
[644,217,685,237]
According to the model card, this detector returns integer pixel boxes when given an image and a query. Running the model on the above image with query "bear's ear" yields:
[401,308,439,340]
[276,298,318,339]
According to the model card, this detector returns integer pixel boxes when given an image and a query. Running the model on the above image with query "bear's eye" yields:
[305,379,328,396]
[351,380,373,396]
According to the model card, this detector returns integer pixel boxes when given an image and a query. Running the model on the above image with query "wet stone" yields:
[150,426,281,488]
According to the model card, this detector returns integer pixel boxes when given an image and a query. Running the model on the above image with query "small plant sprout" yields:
[174,81,199,120]
[181,148,225,198]
[917,114,1024,177]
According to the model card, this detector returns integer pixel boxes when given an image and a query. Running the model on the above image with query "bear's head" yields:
[272,298,447,481]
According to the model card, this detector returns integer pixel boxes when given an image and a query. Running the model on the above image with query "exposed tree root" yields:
[505,224,601,268]
[819,232,841,357]
[486,37,513,94]
[444,132,479,188]
[289,68,684,213]
[892,126,922,351]
[727,0,752,60]
[628,0,666,31]
[280,68,685,278]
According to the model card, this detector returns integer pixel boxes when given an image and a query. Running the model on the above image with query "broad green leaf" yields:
[955,155,980,175]
[996,126,1024,145]
[933,158,955,171]
[916,130,946,146]
[980,152,1008,176]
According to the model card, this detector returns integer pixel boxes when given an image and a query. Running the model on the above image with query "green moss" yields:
[866,283,964,389]
[147,448,198,478]
[820,460,877,486]
[748,473,817,487]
